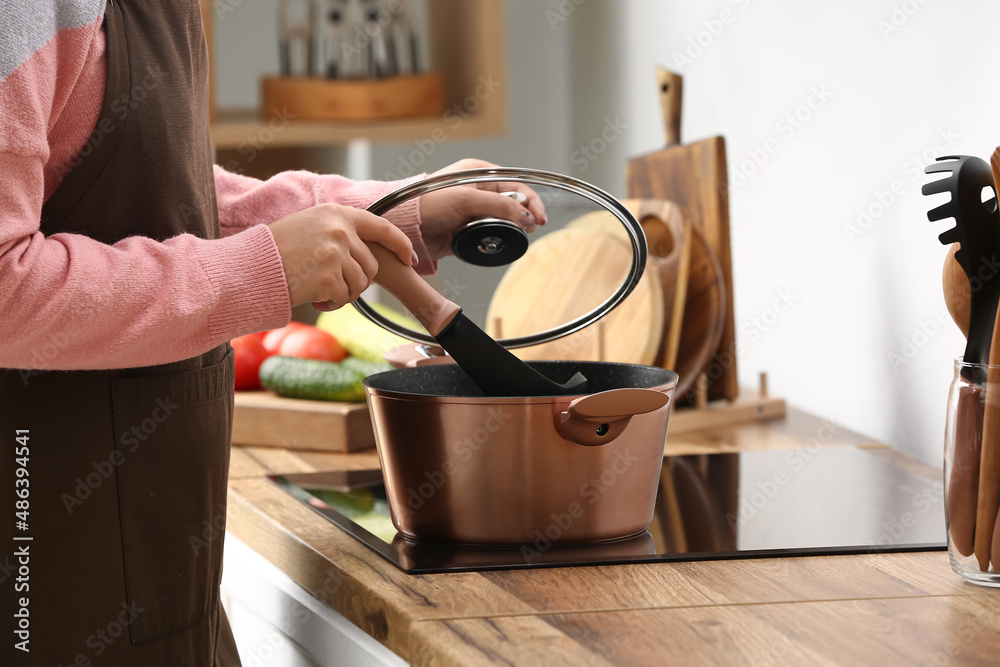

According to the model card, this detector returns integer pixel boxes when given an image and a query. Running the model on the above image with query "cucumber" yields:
[316,302,424,363]
[260,356,366,402]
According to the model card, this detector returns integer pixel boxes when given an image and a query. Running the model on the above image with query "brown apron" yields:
[1,1,241,664]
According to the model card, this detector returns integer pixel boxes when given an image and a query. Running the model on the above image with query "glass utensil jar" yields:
[944,357,1000,586]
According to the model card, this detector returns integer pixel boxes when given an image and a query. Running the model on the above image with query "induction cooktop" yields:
[269,446,946,574]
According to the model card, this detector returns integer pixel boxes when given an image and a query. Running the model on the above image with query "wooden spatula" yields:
[980,148,1000,570]
[626,67,738,401]
[942,242,983,559]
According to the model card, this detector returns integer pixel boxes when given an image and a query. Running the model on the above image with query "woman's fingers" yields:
[349,235,380,283]
[341,254,370,303]
[430,158,548,225]
[498,183,547,225]
[459,188,540,232]
[351,207,417,267]
[269,203,417,309]
[312,300,340,312]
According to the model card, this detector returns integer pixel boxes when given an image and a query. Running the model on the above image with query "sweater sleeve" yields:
[0,11,291,371]
[0,154,293,371]
[213,166,436,274]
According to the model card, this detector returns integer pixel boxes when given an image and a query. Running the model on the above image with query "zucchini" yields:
[316,302,424,363]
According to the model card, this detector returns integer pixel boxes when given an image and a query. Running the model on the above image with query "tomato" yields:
[232,333,271,390]
[262,321,308,355]
[278,326,348,362]
[238,330,268,346]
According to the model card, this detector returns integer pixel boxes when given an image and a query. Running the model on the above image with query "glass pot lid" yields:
[355,167,648,349]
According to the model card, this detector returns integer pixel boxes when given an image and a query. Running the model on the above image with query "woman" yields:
[0,2,544,665]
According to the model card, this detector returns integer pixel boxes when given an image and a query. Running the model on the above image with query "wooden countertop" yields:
[226,406,1000,665]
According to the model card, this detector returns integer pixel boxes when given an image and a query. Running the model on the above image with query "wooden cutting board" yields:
[626,67,738,401]
[232,391,374,452]
[566,199,692,369]
[485,226,664,364]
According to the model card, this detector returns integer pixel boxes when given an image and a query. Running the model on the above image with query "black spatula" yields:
[365,243,587,396]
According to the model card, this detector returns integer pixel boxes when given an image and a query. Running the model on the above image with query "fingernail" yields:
[521,210,536,225]
[411,251,420,266]
[541,215,548,225]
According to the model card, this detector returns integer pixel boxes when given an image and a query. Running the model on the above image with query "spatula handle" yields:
[974,148,1000,570]
[975,347,1000,571]
[365,242,459,337]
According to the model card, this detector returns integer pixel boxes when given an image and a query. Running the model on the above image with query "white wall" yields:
[609,0,1000,464]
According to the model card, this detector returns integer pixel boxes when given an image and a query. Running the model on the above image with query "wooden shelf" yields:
[210,105,504,150]
[200,0,507,149]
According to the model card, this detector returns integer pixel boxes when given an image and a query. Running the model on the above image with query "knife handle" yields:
[655,66,683,147]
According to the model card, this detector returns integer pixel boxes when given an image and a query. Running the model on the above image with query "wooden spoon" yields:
[941,242,984,558]
[974,148,1000,571]
[943,243,971,338]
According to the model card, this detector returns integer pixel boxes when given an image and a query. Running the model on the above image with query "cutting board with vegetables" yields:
[626,66,738,401]
[485,226,664,364]
[229,306,421,453]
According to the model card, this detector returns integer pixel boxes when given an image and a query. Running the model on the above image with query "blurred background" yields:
[210,0,1000,465]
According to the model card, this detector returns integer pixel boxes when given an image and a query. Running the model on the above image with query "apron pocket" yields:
[111,347,234,644]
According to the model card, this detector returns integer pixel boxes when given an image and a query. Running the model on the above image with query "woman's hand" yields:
[268,203,416,311]
[418,159,548,260]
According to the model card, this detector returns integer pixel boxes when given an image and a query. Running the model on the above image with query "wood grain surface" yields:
[673,222,726,401]
[232,390,373,452]
[225,408,990,665]
[666,387,785,437]
[486,226,664,364]
[409,594,1000,666]
[568,199,726,401]
[626,68,738,402]
[261,74,446,122]
[566,200,692,370]
[228,476,974,664]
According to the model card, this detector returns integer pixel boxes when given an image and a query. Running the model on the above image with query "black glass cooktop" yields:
[269,446,946,574]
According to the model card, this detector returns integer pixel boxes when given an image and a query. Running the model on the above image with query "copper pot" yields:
[365,361,677,544]
[359,167,674,544]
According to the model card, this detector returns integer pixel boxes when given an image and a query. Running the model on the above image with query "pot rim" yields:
[363,361,679,404]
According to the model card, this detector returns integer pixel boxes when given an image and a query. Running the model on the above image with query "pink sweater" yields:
[0,3,431,371]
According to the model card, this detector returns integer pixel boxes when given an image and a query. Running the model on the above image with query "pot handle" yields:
[555,388,670,447]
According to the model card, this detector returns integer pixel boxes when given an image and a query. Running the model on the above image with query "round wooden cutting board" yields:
[486,226,664,365]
